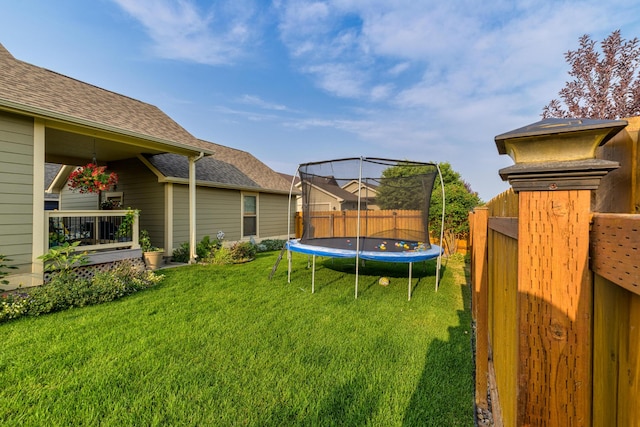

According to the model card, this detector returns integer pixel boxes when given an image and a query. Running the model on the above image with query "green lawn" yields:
[0,251,474,426]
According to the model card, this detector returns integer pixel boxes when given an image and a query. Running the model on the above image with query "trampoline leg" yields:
[312,254,316,293]
[287,250,291,283]
[408,262,413,301]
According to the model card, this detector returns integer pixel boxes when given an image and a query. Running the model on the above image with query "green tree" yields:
[377,162,482,254]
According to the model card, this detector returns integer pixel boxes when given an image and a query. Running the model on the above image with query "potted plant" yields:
[139,229,164,270]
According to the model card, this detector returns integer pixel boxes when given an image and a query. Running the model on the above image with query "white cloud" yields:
[111,0,261,65]
[238,94,290,111]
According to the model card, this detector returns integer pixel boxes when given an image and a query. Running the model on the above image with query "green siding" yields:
[173,185,242,245]
[172,186,189,246]
[0,112,34,271]
[197,187,242,241]
[110,158,165,248]
[172,186,292,246]
[60,186,99,210]
[258,193,294,238]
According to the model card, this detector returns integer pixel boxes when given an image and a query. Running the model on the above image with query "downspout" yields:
[188,152,205,263]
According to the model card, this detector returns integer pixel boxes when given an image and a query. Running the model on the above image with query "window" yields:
[243,194,257,237]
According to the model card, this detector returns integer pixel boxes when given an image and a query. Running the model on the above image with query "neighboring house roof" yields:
[0,43,208,153]
[145,141,293,194]
[306,176,359,202]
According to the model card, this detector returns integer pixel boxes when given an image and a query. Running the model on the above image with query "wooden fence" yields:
[294,210,470,254]
[294,210,426,240]
[470,117,640,426]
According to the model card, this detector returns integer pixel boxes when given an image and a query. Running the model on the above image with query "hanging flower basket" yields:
[67,163,118,194]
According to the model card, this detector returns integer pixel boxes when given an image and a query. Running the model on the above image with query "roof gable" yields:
[0,43,204,150]
[197,140,291,192]
[144,140,292,193]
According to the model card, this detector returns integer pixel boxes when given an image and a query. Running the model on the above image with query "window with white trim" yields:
[242,193,257,237]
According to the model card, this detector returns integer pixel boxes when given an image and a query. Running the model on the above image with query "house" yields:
[0,43,293,288]
[54,142,294,250]
[282,173,379,212]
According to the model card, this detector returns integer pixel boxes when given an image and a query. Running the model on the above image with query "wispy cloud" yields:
[237,94,290,112]
[111,0,262,65]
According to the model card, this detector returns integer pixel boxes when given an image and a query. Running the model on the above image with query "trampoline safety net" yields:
[298,157,438,252]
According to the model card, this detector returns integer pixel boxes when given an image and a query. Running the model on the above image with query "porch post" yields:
[188,155,197,263]
[32,118,45,285]
[495,118,626,426]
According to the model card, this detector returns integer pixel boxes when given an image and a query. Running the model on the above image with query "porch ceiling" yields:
[45,126,205,166]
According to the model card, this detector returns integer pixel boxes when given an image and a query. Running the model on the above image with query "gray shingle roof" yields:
[146,141,292,193]
[146,153,259,188]
[0,43,203,150]
[201,141,291,192]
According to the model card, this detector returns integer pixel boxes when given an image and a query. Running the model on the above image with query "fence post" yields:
[471,207,489,412]
[495,118,626,426]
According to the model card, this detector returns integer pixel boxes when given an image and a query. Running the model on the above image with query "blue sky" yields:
[1,0,640,200]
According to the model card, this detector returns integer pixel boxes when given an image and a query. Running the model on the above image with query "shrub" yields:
[0,262,163,323]
[256,239,286,252]
[172,242,190,263]
[230,241,257,262]
[173,235,225,264]
[0,254,17,287]
[197,235,222,262]
[210,246,233,265]
[38,242,88,282]
[0,293,27,322]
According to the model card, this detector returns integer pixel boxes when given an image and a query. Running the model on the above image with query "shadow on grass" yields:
[317,258,448,297]
[402,261,474,426]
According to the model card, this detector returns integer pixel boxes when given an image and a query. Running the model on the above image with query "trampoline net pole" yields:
[354,157,363,299]
[312,254,316,293]
[408,262,413,301]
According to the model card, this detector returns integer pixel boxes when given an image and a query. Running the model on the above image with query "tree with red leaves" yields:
[543,30,640,119]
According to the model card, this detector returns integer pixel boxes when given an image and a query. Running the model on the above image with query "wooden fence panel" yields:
[486,189,519,427]
[471,208,489,411]
[593,275,640,427]
[302,210,426,240]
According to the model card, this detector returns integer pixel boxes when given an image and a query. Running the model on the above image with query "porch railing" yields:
[45,210,140,252]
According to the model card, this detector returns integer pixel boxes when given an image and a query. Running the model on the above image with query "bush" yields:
[0,293,27,322]
[210,246,233,265]
[256,239,286,252]
[229,241,257,262]
[172,236,225,263]
[172,242,190,263]
[197,235,222,262]
[0,262,163,323]
[0,254,17,287]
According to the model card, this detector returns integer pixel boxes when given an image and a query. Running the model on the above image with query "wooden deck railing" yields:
[45,210,140,252]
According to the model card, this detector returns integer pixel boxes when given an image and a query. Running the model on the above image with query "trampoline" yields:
[283,157,445,300]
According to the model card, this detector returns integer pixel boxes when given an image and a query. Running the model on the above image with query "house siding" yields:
[59,185,99,210]
[172,185,242,246]
[197,187,242,241]
[110,158,165,248]
[0,112,34,272]
[258,193,294,238]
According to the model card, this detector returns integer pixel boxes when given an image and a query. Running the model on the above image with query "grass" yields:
[0,251,474,426]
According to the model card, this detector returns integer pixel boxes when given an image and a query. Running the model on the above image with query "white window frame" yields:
[241,192,259,238]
